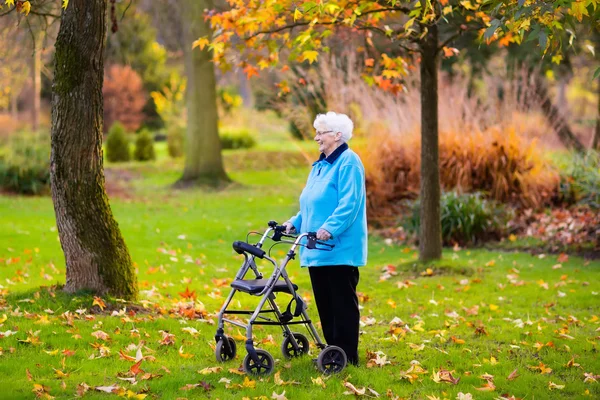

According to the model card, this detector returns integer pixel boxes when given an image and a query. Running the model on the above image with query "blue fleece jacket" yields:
[288,143,368,267]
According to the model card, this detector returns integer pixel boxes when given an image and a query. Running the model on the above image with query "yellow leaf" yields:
[302,50,319,64]
[5,0,15,8]
[0,314,7,323]
[485,260,495,267]
[311,376,326,388]
[382,70,400,79]
[20,0,30,15]
[548,381,565,390]
[178,346,194,359]
[62,0,68,9]
[460,1,477,10]
[294,8,302,22]
[508,234,517,242]
[489,304,499,311]
[126,390,147,399]
[44,349,59,356]
[242,376,256,388]
[92,296,105,311]
[443,5,453,15]
[192,37,210,51]
[198,366,222,374]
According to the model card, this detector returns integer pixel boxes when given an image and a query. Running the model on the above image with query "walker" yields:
[214,221,348,375]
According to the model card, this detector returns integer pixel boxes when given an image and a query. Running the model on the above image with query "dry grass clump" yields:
[359,126,559,225]
[439,127,559,208]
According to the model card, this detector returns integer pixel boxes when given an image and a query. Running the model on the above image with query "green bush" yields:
[167,125,185,158]
[220,127,257,150]
[105,122,131,162]
[556,151,600,209]
[404,192,512,245]
[0,131,50,195]
[133,129,156,161]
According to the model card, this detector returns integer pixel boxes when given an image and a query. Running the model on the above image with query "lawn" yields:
[0,150,599,400]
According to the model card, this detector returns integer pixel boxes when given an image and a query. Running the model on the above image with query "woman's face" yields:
[314,127,340,156]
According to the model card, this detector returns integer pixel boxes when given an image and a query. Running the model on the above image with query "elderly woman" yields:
[283,111,367,366]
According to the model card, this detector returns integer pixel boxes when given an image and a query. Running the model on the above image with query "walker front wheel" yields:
[243,349,275,376]
[281,332,310,359]
[215,336,236,362]
[316,345,347,374]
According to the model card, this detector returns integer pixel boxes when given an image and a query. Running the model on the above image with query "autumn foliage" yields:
[360,127,559,226]
[103,65,147,133]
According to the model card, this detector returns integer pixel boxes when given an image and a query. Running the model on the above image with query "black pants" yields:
[309,266,360,365]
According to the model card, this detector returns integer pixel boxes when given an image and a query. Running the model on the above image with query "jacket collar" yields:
[315,142,348,165]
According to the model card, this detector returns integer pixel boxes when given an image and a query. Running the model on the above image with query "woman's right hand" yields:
[283,221,296,234]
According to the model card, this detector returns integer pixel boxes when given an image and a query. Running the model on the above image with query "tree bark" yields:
[592,78,600,151]
[592,33,600,151]
[178,0,230,186]
[32,31,42,132]
[533,75,585,153]
[418,21,443,262]
[50,0,137,299]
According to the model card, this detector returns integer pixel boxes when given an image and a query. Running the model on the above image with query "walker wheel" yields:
[281,332,310,359]
[215,336,236,362]
[316,345,347,374]
[243,349,275,376]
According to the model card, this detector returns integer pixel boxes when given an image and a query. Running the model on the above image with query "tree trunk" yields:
[534,75,585,153]
[32,31,42,132]
[592,78,600,151]
[178,0,230,186]
[238,67,254,107]
[418,22,442,262]
[50,0,137,299]
[592,33,600,151]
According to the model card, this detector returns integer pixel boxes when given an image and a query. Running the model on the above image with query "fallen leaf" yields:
[548,381,565,390]
[507,368,519,381]
[198,366,222,375]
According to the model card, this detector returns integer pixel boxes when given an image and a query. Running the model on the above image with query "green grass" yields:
[1,150,599,400]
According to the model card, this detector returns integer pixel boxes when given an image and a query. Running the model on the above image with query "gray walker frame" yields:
[215,224,326,365]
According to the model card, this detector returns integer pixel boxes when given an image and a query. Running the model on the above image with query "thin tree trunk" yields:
[51,0,137,299]
[32,31,42,132]
[178,0,229,186]
[10,91,18,117]
[418,19,442,262]
[534,75,585,153]
[592,79,600,150]
[592,34,600,151]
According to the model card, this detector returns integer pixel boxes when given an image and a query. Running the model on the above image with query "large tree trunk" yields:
[178,0,229,186]
[32,31,42,132]
[418,20,442,262]
[50,0,137,299]
[533,75,585,153]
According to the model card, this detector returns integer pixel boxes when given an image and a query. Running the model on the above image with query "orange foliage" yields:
[103,65,146,133]
[359,126,560,226]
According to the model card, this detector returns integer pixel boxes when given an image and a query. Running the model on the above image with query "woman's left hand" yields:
[316,228,332,241]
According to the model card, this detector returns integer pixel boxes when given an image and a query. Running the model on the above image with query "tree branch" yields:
[361,6,411,16]
[0,6,16,17]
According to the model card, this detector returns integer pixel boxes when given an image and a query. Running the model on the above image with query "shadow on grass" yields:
[4,286,147,315]
[395,259,476,278]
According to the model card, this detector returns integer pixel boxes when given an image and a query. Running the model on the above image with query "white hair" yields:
[313,111,353,142]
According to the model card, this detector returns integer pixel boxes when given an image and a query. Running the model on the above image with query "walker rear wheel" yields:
[215,336,236,362]
[243,349,275,376]
[281,332,310,359]
[316,345,347,374]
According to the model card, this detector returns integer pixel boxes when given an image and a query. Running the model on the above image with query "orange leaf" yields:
[365,58,375,67]
[178,286,196,300]
[130,360,144,376]
[92,296,106,310]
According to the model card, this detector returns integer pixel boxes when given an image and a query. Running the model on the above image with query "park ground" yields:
[1,124,599,400]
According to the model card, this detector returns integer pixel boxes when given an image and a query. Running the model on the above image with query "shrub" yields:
[105,122,131,163]
[0,131,50,195]
[103,64,147,133]
[556,150,600,209]
[133,129,156,161]
[405,192,513,246]
[167,125,185,158]
[359,127,559,226]
[220,127,257,150]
